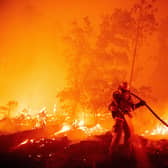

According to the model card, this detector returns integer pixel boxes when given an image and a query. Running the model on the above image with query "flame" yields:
[1,101,168,141]
[142,112,168,137]
[54,124,71,136]
[60,125,71,132]
[53,118,107,138]
[144,124,168,136]
[11,107,168,151]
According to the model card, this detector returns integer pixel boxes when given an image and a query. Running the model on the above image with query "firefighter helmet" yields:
[118,82,130,92]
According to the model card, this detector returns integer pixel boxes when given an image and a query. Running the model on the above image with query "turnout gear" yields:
[108,82,145,154]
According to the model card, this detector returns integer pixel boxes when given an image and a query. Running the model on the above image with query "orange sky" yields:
[0,0,167,112]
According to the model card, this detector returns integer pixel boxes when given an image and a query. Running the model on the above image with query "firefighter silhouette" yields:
[108,82,145,153]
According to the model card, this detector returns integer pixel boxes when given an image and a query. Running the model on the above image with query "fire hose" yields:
[131,92,168,128]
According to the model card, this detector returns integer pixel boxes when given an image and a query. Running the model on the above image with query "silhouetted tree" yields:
[57,0,158,123]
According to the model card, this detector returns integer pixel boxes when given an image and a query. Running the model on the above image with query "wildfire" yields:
[53,119,108,138]
[142,114,168,137]
[144,125,168,136]
[1,100,168,140]
[151,126,168,135]
[13,120,107,151]
[11,107,168,152]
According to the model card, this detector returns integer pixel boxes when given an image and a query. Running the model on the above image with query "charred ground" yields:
[0,129,168,168]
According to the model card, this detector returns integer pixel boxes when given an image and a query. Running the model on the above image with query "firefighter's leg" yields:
[123,120,131,146]
[109,118,123,153]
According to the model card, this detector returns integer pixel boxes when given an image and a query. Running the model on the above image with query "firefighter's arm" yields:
[134,100,146,109]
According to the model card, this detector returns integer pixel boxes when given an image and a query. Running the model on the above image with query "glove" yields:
[135,100,146,109]
[140,100,146,106]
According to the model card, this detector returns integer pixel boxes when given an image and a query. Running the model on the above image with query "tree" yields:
[57,0,157,123]
[58,17,95,121]
[129,0,158,86]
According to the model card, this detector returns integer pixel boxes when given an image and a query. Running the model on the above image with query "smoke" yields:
[0,0,67,111]
[153,17,168,103]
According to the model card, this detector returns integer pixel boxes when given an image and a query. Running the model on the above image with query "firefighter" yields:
[108,82,145,154]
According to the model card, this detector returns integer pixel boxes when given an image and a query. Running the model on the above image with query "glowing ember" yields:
[12,139,30,150]
[19,139,29,146]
